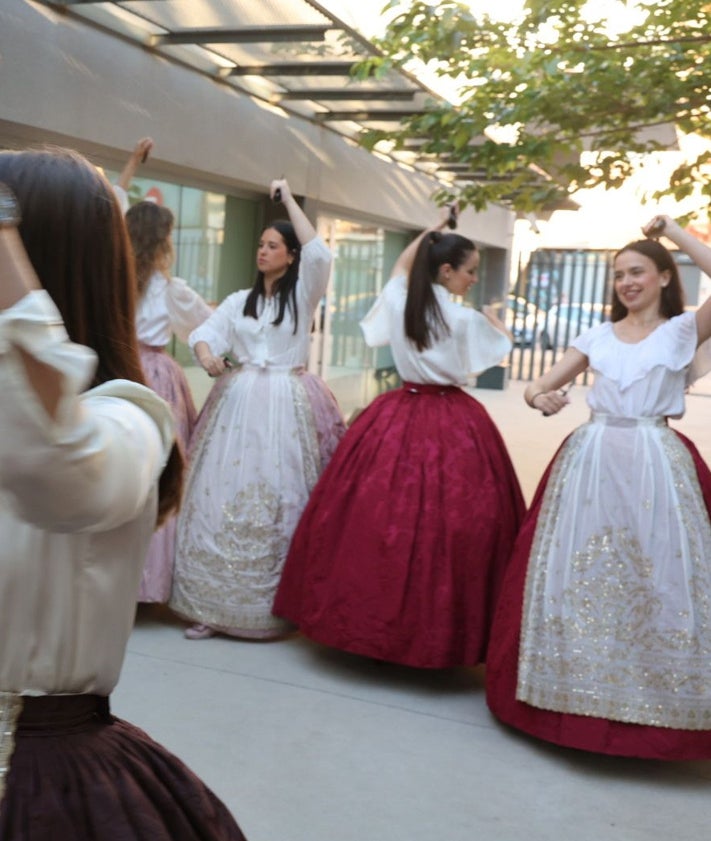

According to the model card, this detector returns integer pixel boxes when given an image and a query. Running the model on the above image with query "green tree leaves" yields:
[359,0,711,215]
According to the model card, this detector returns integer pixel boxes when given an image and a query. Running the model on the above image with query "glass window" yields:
[104,170,227,306]
[320,220,410,419]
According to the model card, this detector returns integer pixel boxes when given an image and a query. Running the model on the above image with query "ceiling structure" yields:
[43,1,448,172]
[43,0,576,210]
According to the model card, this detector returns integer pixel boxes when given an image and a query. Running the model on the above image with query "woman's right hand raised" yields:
[642,214,678,240]
[270,178,291,204]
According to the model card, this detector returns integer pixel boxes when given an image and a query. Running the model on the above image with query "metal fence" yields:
[507,248,615,383]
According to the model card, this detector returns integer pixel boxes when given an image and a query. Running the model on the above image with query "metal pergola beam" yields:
[153,26,331,46]
[50,1,92,4]
[53,1,170,4]
[315,109,427,122]
[276,89,416,102]
[229,62,357,77]
[435,163,473,171]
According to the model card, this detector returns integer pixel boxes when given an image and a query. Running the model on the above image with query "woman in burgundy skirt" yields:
[486,216,711,759]
[274,216,524,668]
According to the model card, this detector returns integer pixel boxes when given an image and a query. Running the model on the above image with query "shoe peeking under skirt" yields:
[184,623,216,640]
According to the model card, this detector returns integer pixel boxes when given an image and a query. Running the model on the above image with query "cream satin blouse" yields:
[0,291,174,696]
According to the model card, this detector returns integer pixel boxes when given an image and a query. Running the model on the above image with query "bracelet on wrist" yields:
[0,183,21,229]
[528,390,545,408]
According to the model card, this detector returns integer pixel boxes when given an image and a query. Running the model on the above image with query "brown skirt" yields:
[0,694,247,840]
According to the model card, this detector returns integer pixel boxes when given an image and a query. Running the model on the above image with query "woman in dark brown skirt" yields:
[0,149,246,839]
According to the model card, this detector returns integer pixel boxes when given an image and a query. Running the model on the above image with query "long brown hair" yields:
[405,230,476,351]
[611,239,685,322]
[0,147,183,525]
[125,201,175,297]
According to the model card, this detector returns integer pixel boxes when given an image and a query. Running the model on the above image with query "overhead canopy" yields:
[44,0,576,210]
[45,3,434,152]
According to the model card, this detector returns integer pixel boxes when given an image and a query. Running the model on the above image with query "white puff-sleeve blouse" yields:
[0,291,175,696]
[360,275,511,386]
[136,272,213,347]
[188,236,332,368]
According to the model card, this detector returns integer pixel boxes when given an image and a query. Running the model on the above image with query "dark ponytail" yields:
[404,230,476,351]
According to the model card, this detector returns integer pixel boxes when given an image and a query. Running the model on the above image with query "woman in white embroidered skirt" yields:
[125,201,212,602]
[171,178,345,640]
[487,215,711,759]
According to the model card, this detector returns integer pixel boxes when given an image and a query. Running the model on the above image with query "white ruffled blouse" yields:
[359,274,512,385]
[572,312,699,418]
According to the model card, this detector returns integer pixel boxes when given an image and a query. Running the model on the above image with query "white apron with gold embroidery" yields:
[170,237,342,637]
[517,312,711,729]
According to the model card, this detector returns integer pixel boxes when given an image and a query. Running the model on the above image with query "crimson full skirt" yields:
[486,429,711,760]
[0,695,246,840]
[273,383,525,668]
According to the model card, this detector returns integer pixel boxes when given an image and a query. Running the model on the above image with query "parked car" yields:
[539,302,609,350]
[506,295,540,347]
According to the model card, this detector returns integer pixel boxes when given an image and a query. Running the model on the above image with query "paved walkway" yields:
[115,378,711,841]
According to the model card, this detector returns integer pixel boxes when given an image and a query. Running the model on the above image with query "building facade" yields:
[0,0,516,413]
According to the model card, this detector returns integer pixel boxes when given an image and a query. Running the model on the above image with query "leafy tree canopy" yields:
[354,0,711,216]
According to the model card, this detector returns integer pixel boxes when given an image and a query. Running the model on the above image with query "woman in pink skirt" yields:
[274,216,524,668]
[126,201,212,602]
[171,178,345,640]
[486,216,711,759]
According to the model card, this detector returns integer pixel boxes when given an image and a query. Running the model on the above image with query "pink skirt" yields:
[273,383,525,668]
[138,347,198,603]
[486,430,711,759]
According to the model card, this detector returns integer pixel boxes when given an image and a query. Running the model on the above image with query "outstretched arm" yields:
[644,215,711,346]
[116,137,154,192]
[523,347,588,416]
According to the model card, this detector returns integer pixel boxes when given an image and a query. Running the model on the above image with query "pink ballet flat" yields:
[184,623,216,640]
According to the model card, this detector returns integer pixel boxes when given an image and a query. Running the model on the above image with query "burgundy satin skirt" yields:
[274,383,525,668]
[486,430,711,759]
[0,694,247,840]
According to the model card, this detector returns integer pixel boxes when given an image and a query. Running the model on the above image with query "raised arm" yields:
[0,219,64,419]
[270,178,317,245]
[116,137,154,193]
[643,215,711,346]
[391,206,452,279]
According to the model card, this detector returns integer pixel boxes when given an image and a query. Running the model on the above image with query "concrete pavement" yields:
[114,377,711,841]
